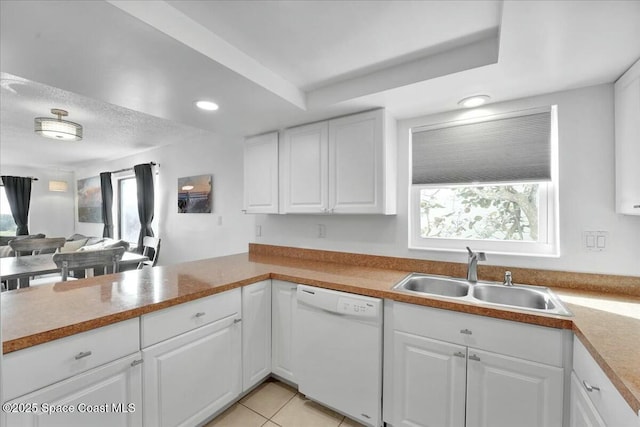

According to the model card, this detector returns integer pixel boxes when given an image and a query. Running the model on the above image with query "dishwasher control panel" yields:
[337,297,379,318]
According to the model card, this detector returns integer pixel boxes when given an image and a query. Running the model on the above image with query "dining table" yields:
[0,251,149,290]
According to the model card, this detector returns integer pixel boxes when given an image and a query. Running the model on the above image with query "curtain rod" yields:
[108,162,157,175]
[0,176,39,186]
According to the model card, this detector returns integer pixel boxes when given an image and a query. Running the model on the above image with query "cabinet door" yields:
[570,372,606,427]
[466,348,564,427]
[244,132,279,214]
[390,330,466,427]
[271,280,298,384]
[615,58,640,215]
[142,315,241,427]
[329,109,384,214]
[3,353,142,427]
[281,121,329,213]
[242,280,272,392]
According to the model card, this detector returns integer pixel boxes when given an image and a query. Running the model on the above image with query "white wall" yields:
[0,165,75,238]
[255,84,640,276]
[75,129,253,265]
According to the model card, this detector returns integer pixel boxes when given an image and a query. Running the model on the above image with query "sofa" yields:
[63,233,130,253]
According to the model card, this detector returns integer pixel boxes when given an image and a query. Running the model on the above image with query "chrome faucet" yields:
[466,247,486,283]
[503,271,513,286]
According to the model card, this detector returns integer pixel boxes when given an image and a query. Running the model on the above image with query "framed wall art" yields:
[178,174,212,213]
[77,175,102,223]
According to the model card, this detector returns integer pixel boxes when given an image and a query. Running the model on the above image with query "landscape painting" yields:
[77,176,102,223]
[178,174,212,213]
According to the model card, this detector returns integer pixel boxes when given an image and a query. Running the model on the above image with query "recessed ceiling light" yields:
[195,100,219,111]
[458,95,491,108]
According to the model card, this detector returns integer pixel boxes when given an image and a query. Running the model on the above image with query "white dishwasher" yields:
[295,284,383,427]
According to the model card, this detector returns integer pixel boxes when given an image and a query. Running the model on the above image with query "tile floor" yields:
[204,378,364,427]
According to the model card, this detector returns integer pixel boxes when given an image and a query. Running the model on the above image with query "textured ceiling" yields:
[0,72,212,170]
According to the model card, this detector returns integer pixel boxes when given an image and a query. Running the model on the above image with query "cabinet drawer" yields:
[3,318,139,401]
[572,338,637,426]
[141,288,241,348]
[391,301,566,367]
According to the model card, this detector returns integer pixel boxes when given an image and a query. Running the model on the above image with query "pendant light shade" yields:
[35,108,83,141]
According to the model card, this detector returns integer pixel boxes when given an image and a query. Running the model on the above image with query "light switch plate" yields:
[582,230,608,251]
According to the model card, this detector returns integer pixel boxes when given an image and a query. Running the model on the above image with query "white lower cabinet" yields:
[3,353,143,427]
[570,338,637,427]
[570,372,606,427]
[392,331,467,427]
[242,280,272,392]
[271,280,298,385]
[465,348,563,427]
[141,289,242,427]
[385,301,568,427]
[1,318,141,427]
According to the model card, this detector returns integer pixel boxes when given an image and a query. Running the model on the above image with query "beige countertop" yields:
[2,248,639,415]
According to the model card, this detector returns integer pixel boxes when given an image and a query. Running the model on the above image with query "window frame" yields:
[408,106,559,257]
[116,175,139,245]
[0,186,18,236]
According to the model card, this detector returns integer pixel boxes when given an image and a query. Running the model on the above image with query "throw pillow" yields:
[58,238,89,253]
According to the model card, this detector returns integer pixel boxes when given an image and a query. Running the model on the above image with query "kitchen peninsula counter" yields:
[2,246,639,415]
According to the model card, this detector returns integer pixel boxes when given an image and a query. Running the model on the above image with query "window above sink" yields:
[409,106,559,257]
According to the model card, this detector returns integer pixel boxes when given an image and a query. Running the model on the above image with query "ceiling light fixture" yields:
[195,100,219,111]
[458,95,491,108]
[34,109,83,141]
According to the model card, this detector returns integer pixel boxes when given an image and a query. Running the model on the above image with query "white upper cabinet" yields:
[244,132,280,214]
[281,121,329,213]
[281,109,396,214]
[615,58,640,215]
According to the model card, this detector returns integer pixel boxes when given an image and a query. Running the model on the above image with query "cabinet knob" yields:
[633,204,640,209]
[195,312,206,318]
[131,359,144,367]
[453,351,466,358]
[234,318,242,324]
[468,354,481,362]
[583,380,600,392]
[460,328,473,335]
[74,351,92,360]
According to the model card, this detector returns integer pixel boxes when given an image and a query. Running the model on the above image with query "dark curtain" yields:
[1,176,32,235]
[100,172,114,238]
[134,163,154,253]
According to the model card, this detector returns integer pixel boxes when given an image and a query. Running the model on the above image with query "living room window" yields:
[409,106,559,256]
[117,176,139,244]
[0,186,17,236]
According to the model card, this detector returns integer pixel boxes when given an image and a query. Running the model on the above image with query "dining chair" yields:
[8,237,66,257]
[138,236,161,269]
[30,247,126,285]
[54,247,126,281]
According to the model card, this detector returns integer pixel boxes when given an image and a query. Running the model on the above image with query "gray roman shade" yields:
[412,111,552,185]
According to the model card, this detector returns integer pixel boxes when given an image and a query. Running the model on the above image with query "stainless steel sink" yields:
[394,274,469,297]
[393,273,572,316]
[473,284,557,311]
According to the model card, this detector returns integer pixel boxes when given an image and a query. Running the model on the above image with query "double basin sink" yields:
[393,273,572,316]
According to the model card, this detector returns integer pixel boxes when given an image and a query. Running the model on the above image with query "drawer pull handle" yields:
[468,354,481,362]
[234,318,242,324]
[583,380,600,392]
[131,359,143,367]
[75,351,92,360]
[460,329,473,335]
[453,351,466,358]
[195,312,206,318]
